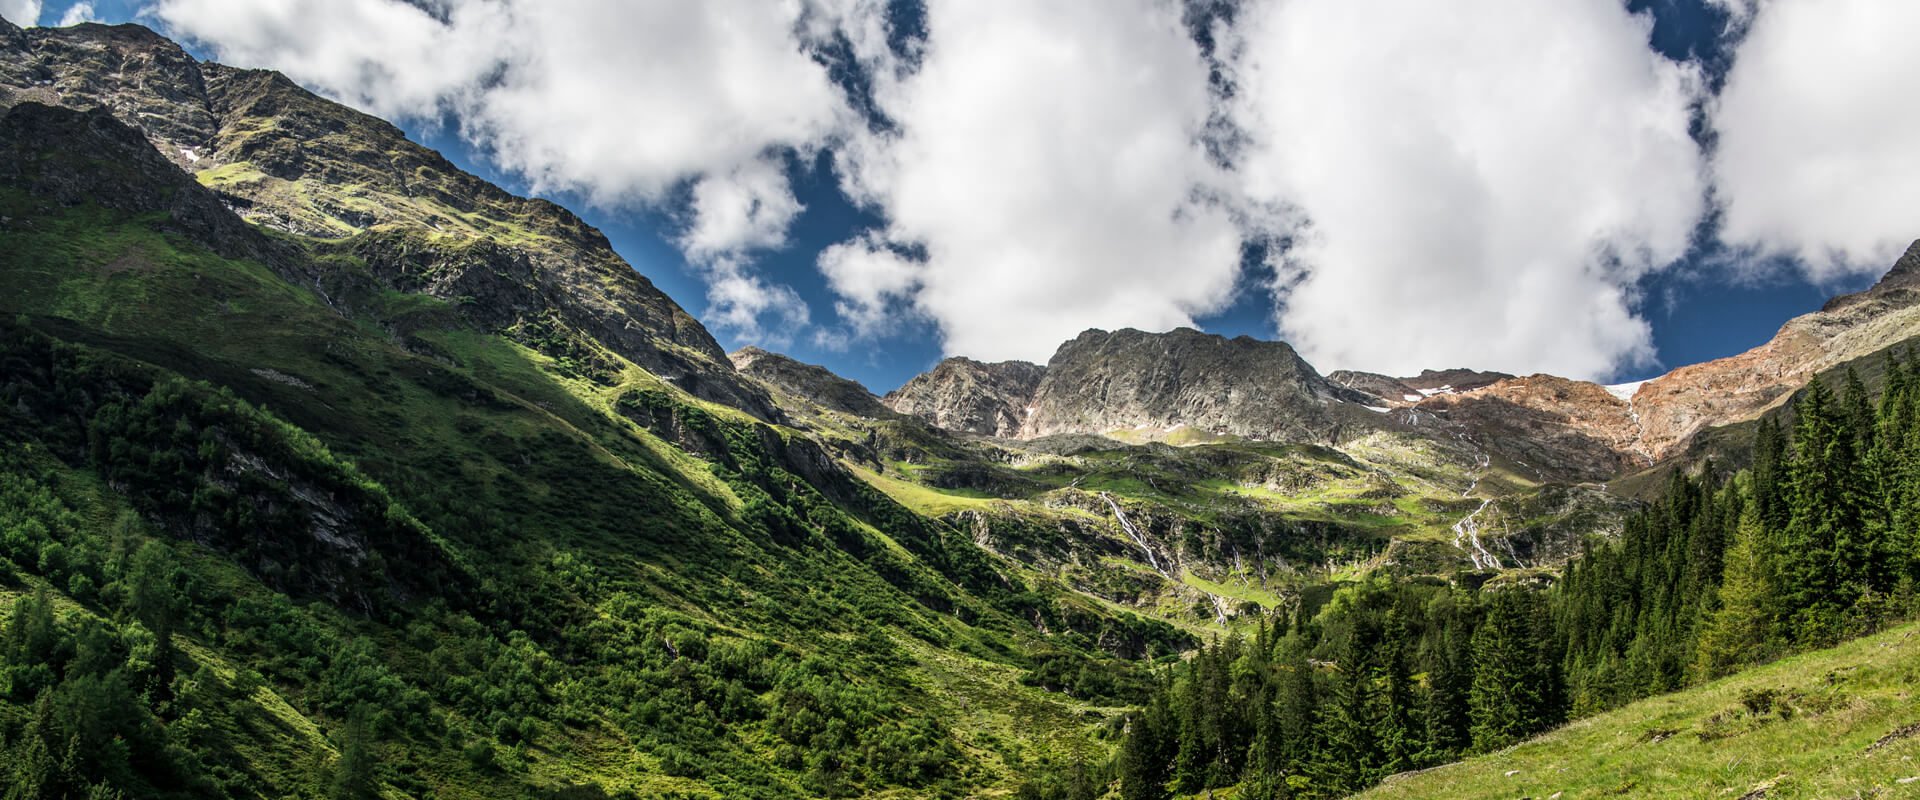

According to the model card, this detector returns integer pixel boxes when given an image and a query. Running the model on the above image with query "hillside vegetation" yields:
[1362,620,1920,799]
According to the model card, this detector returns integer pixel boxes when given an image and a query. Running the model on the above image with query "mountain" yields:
[4,15,1919,800]
[0,17,775,419]
[882,355,1043,437]
[886,327,1376,444]
[1628,241,1920,460]
[1,19,1199,798]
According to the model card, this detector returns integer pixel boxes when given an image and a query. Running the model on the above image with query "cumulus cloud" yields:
[824,0,1245,363]
[1711,0,1920,280]
[56,1,96,25]
[152,0,845,338]
[816,233,920,339]
[1227,0,1707,380]
[1,0,41,26]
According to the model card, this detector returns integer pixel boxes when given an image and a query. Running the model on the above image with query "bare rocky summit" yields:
[884,328,1377,443]
[1022,328,1372,442]
[882,357,1044,438]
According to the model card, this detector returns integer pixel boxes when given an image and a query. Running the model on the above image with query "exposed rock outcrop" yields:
[731,346,894,419]
[883,357,1044,437]
[1023,328,1373,442]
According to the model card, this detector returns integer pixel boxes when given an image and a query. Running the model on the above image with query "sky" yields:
[8,0,1915,393]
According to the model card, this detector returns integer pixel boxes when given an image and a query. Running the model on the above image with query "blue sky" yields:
[27,0,1904,393]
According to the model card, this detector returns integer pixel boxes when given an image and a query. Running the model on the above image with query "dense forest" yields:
[1036,358,1920,800]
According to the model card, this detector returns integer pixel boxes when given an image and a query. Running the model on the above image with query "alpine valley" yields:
[2,18,1918,800]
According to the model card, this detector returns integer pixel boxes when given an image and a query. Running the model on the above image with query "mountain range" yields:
[3,17,1917,800]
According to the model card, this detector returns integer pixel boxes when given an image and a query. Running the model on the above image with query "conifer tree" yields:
[330,704,380,800]
[1782,379,1870,642]
[1117,692,1173,800]
[1469,591,1543,752]
[1692,504,1778,679]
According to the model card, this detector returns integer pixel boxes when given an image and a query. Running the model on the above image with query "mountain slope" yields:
[0,16,775,418]
[1359,621,1920,800]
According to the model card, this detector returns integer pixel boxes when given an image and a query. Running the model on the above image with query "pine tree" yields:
[1751,417,1789,530]
[1422,618,1472,759]
[1781,379,1870,643]
[1469,591,1543,752]
[1377,608,1422,773]
[1312,624,1381,793]
[1692,504,1778,678]
[329,704,380,800]
[1271,632,1318,778]
[1117,692,1173,800]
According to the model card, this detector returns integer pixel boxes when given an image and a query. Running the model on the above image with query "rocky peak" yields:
[1020,327,1371,442]
[1628,245,1920,460]
[883,357,1045,437]
[0,22,216,170]
[1823,239,1920,313]
[731,347,892,419]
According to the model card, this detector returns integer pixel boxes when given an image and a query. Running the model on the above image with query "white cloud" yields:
[152,0,845,339]
[151,0,500,116]
[679,156,806,264]
[1711,0,1920,280]
[56,1,96,25]
[2,0,42,26]
[816,233,920,339]
[826,0,1245,363]
[1227,0,1706,381]
[703,265,812,347]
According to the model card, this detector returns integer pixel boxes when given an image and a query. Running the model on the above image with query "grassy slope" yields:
[1358,621,1920,799]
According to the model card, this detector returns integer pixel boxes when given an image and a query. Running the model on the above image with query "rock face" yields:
[0,20,774,418]
[886,328,1376,443]
[1328,370,1421,405]
[883,357,1044,437]
[1388,243,1920,477]
[1024,328,1369,441]
[731,347,894,419]
[1414,375,1642,482]
[0,102,278,267]
[1627,240,1920,460]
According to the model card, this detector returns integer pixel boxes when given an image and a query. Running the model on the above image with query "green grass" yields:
[1360,621,1920,799]
[850,464,1006,517]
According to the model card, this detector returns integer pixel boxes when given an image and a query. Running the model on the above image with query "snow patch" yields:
[1363,405,1390,413]
[1603,379,1647,402]
[179,148,200,163]
[1402,393,1421,402]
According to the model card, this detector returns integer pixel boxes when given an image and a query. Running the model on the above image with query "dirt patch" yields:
[101,251,157,274]
[1865,721,1920,754]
